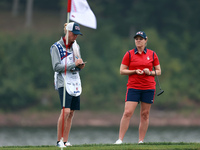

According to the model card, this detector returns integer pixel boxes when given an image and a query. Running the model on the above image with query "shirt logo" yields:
[147,56,150,60]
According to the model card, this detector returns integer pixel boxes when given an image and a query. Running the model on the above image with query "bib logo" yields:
[74,87,80,93]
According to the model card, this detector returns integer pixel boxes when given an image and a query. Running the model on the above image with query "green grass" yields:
[1,143,200,150]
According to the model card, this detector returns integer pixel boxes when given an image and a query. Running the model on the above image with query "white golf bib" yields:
[62,72,82,97]
[62,54,82,97]
[54,41,82,97]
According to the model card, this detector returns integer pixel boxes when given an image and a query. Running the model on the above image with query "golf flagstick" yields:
[60,0,71,149]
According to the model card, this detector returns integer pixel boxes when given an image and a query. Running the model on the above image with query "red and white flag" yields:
[69,0,97,29]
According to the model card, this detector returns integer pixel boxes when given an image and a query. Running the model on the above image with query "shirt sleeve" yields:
[121,51,130,66]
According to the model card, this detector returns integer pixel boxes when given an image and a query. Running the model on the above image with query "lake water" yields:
[0,126,199,146]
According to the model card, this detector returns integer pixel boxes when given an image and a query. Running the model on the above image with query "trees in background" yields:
[25,0,34,27]
[11,0,34,27]
[12,0,19,16]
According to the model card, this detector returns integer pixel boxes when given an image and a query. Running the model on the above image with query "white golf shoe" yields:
[138,141,143,144]
[114,139,123,144]
[57,141,66,147]
[65,141,72,146]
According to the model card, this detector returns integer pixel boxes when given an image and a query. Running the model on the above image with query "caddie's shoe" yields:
[114,139,123,144]
[65,141,72,146]
[138,141,144,144]
[57,141,66,147]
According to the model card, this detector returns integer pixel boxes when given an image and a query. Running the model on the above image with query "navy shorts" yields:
[125,88,155,104]
[58,87,80,110]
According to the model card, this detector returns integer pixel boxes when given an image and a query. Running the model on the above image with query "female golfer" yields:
[50,22,85,147]
[115,31,161,144]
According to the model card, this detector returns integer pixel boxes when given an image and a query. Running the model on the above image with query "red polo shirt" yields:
[121,48,160,90]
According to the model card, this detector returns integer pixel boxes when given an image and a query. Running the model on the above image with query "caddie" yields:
[50,22,85,147]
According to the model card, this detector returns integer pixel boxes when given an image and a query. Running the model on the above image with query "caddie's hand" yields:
[78,63,85,69]
[75,58,83,66]
[75,58,85,69]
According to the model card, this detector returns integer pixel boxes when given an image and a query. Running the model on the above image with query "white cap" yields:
[65,22,83,35]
